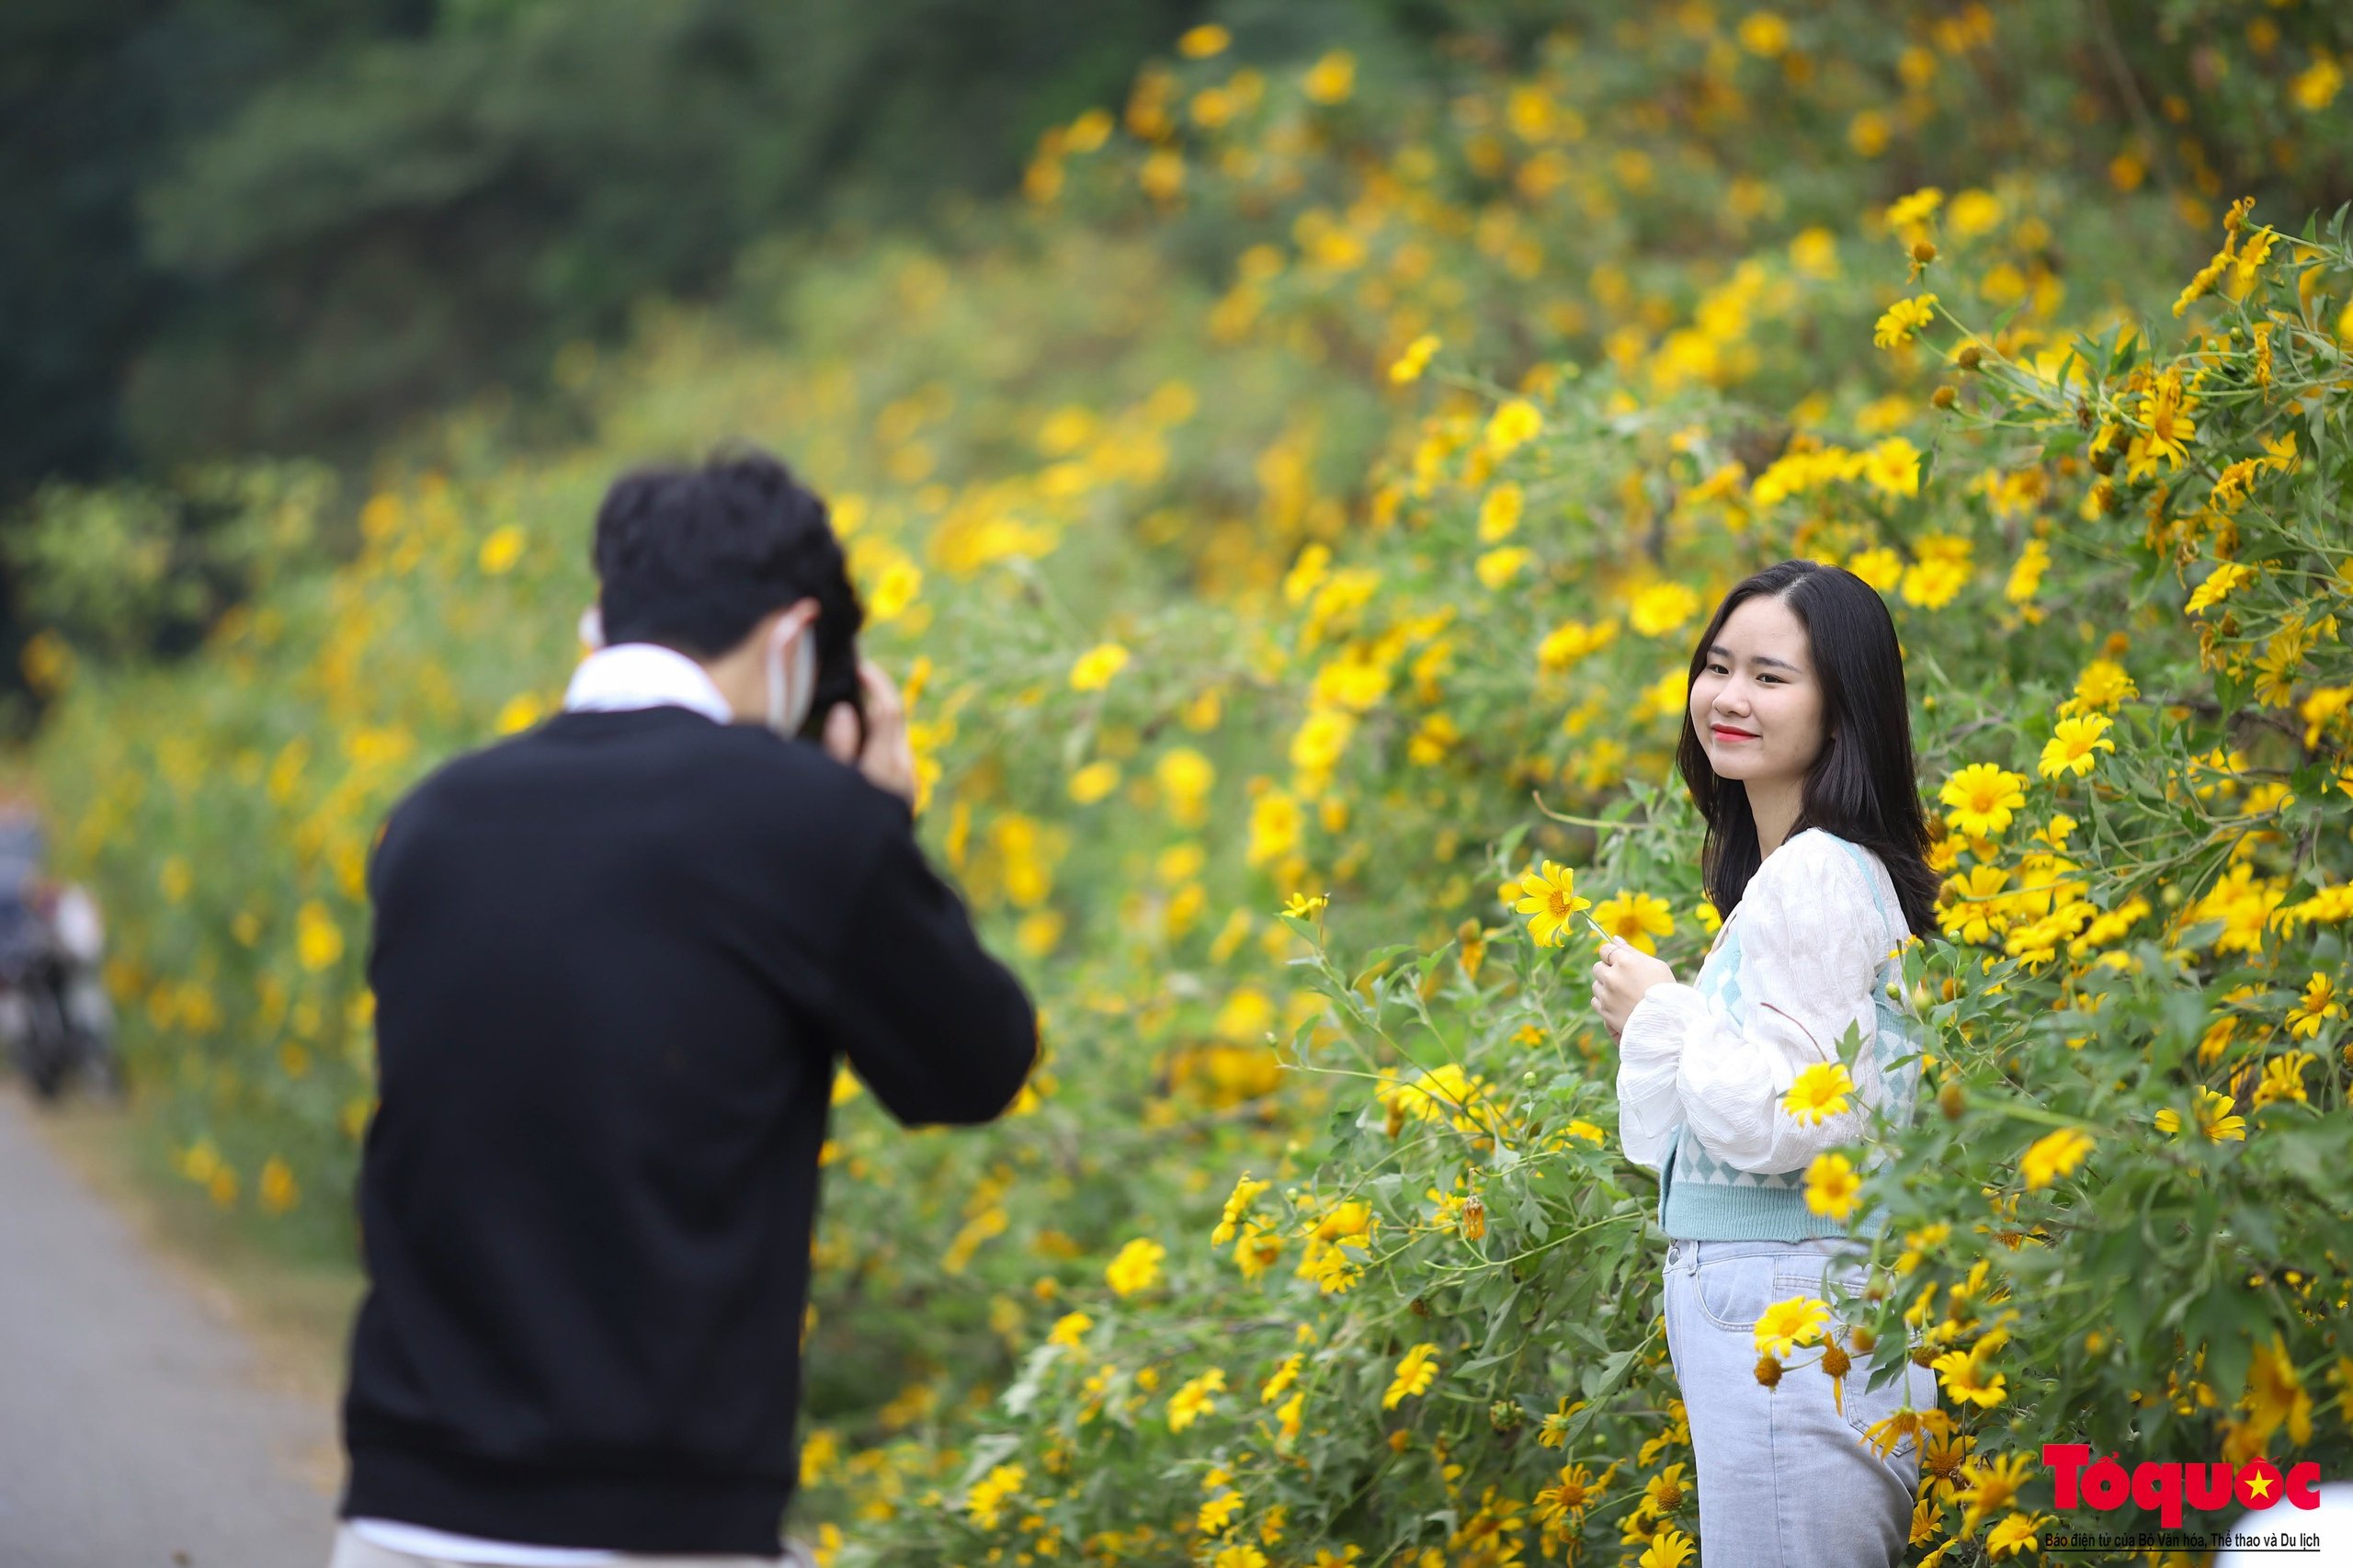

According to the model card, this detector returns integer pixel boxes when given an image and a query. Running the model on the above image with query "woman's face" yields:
[1688,593,1828,789]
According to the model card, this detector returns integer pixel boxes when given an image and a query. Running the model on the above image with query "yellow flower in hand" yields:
[1514,860,1591,948]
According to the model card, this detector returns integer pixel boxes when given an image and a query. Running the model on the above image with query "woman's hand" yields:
[1590,936,1676,1040]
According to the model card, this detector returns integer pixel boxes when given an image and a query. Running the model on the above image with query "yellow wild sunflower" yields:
[1873,294,1939,349]
[1753,1295,1831,1358]
[1803,1152,1863,1221]
[2136,372,2198,469]
[1514,859,1592,948]
[1638,1527,1695,1568]
[1591,890,1676,954]
[1938,762,2028,837]
[2018,1127,2094,1190]
[1984,1512,2048,1559]
[1954,1452,2036,1533]
[1382,1342,1441,1409]
[2037,713,2117,779]
[2286,973,2344,1039]
[1104,1237,1165,1296]
[1783,1062,1855,1126]
[1930,1337,2008,1409]
[1388,333,1440,383]
[2156,1085,2246,1142]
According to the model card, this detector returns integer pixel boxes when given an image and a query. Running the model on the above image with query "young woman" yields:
[1589,560,1945,1568]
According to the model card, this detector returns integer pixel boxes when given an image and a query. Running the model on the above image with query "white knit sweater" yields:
[1615,828,1919,1239]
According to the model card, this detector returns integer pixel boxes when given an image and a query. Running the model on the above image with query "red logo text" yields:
[2043,1444,2325,1530]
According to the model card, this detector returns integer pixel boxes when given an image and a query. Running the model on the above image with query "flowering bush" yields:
[24,5,2353,1563]
[796,199,2353,1565]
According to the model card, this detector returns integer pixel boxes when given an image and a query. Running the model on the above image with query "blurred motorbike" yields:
[0,803,119,1102]
[0,881,119,1102]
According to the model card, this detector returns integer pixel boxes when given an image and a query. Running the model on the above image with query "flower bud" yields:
[1462,1196,1488,1242]
[1754,1355,1783,1388]
[1938,1079,1966,1120]
[1489,1399,1524,1432]
[1912,240,1938,267]
[1848,1324,1879,1354]
[1956,343,1984,370]
[1932,385,1958,410]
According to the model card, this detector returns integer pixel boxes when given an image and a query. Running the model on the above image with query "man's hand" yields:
[824,657,917,807]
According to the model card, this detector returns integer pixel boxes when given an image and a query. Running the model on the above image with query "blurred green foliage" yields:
[7,0,2352,707]
[13,0,2353,504]
[3,0,1211,495]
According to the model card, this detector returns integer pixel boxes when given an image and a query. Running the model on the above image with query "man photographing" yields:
[331,449,1038,1567]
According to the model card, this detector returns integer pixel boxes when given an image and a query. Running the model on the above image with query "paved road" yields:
[0,1087,338,1568]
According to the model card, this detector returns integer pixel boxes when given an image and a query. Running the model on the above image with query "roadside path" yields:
[0,1086,337,1568]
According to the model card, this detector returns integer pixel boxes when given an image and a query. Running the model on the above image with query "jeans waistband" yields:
[1663,1235,1869,1273]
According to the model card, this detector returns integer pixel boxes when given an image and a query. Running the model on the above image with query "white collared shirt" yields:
[344,1519,627,1566]
[560,642,734,722]
[348,642,764,1568]
[340,1520,806,1566]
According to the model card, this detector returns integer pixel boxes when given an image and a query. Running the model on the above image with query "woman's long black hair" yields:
[1674,559,1941,941]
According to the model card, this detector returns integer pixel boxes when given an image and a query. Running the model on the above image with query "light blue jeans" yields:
[1661,1237,1938,1567]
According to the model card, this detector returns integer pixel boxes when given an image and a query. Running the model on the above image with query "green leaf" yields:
[1349,943,1419,990]
[1580,1347,1639,1403]
[1001,1343,1063,1417]
[949,1432,1023,1494]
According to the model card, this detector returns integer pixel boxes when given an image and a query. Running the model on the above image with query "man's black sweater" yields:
[339,705,1037,1553]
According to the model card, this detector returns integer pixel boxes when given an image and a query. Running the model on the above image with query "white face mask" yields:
[765,612,818,739]
[580,603,816,736]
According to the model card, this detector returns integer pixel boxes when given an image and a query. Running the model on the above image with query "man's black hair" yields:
[592,447,864,737]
